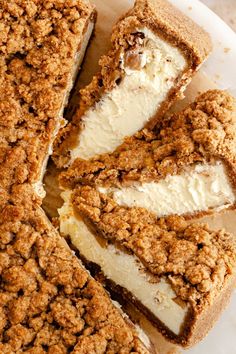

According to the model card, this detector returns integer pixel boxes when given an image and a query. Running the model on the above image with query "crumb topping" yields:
[0,0,94,192]
[53,0,211,168]
[0,192,148,353]
[72,185,236,309]
[60,90,236,189]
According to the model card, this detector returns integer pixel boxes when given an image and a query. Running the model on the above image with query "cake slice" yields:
[59,188,236,347]
[0,0,96,197]
[60,90,236,219]
[0,184,151,354]
[53,0,212,168]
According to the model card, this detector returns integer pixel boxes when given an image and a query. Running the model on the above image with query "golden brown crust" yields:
[53,0,212,168]
[0,0,95,193]
[71,185,236,310]
[60,90,236,190]
[0,190,149,354]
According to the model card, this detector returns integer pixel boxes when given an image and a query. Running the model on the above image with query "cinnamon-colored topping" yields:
[53,0,212,168]
[72,185,236,309]
[0,0,95,192]
[60,90,236,189]
[0,189,148,353]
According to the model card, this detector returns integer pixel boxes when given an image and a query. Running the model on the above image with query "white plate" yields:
[83,1,236,353]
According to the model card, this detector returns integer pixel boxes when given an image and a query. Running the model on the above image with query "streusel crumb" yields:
[72,184,236,309]
[0,190,148,353]
[0,0,95,192]
[60,90,236,189]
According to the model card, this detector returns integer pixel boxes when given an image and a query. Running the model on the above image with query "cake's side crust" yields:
[70,187,236,312]
[60,90,236,191]
[0,187,149,353]
[52,0,212,168]
[0,0,95,192]
[182,273,236,347]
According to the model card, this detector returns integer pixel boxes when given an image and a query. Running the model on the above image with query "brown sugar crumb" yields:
[0,0,95,193]
[72,185,236,309]
[60,90,236,190]
[0,189,149,353]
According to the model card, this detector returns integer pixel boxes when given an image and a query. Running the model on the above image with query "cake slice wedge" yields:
[0,0,96,197]
[0,184,151,354]
[59,188,236,347]
[53,0,212,168]
[60,90,236,219]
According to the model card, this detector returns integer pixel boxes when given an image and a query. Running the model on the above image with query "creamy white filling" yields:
[70,28,187,162]
[33,22,94,198]
[59,191,188,335]
[99,163,235,218]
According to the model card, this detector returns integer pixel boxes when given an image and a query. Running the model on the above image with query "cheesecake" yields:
[0,0,96,197]
[53,0,212,168]
[58,90,236,347]
[0,185,151,354]
[60,90,236,219]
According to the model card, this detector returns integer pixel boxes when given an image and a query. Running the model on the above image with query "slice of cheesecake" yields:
[0,185,151,354]
[59,188,236,347]
[0,0,96,197]
[60,90,236,219]
[53,0,212,168]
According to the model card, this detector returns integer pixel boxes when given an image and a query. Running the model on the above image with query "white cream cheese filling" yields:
[69,28,187,162]
[99,163,235,218]
[59,190,188,335]
[33,21,94,198]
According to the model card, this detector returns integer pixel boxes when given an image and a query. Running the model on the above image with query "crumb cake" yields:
[60,90,236,219]
[0,185,151,354]
[53,0,212,168]
[58,90,236,347]
[0,0,96,197]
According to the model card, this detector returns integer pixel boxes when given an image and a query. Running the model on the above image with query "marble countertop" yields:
[202,0,236,31]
